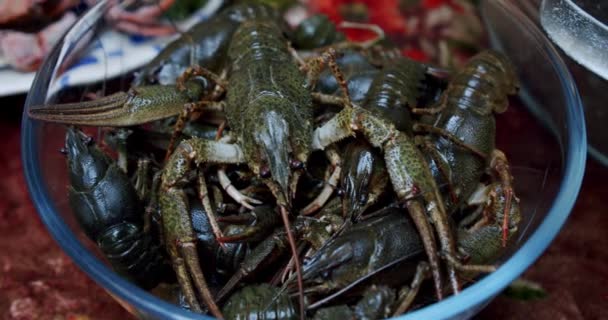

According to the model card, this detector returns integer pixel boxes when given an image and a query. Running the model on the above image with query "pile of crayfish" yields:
[28,2,521,319]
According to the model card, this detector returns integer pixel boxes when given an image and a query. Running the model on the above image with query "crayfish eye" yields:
[336,188,345,197]
[290,159,304,170]
[359,194,368,205]
[260,166,271,179]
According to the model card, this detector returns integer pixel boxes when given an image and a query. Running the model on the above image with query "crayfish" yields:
[29,2,523,319]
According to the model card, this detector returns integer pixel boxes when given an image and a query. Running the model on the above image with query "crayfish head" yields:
[251,110,309,209]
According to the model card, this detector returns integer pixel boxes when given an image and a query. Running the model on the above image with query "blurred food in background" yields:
[0,0,211,72]
[306,0,483,67]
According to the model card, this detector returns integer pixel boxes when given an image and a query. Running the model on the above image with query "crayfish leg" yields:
[143,171,162,235]
[172,254,202,313]
[301,148,341,216]
[405,201,444,300]
[425,197,461,295]
[288,41,307,66]
[165,100,226,161]
[217,168,262,210]
[165,102,202,161]
[489,149,517,247]
[181,243,224,318]
[197,171,226,249]
[415,136,458,204]
[30,81,216,128]
[176,65,228,92]
[443,252,497,274]
[163,138,245,187]
[392,262,431,316]
[132,157,150,200]
[159,188,223,317]
[311,92,349,106]
[302,48,352,106]
[458,181,521,269]
[160,138,247,313]
[165,65,228,159]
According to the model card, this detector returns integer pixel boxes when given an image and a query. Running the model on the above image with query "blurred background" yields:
[1,0,606,319]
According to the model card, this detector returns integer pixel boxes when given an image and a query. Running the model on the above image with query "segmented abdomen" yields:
[66,128,169,289]
[424,51,518,210]
[98,223,168,289]
[363,58,426,133]
[222,284,296,320]
[444,50,518,115]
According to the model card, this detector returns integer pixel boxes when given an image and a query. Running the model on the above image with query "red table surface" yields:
[1,94,606,320]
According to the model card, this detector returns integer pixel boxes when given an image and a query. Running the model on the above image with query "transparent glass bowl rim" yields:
[21,1,587,319]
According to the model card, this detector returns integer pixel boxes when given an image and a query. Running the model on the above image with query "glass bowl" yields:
[22,0,586,319]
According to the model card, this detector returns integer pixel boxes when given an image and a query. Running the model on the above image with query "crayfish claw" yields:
[180,243,224,318]
[172,254,203,313]
[28,92,130,126]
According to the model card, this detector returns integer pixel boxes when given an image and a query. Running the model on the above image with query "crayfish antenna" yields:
[280,206,305,320]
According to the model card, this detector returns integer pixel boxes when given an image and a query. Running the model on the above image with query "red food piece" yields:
[0,0,34,25]
[0,31,43,71]
[0,11,76,71]
[370,9,406,34]
[0,0,79,27]
[311,0,408,35]
[402,47,429,62]
[101,0,178,36]
[422,0,464,13]
[308,0,342,23]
